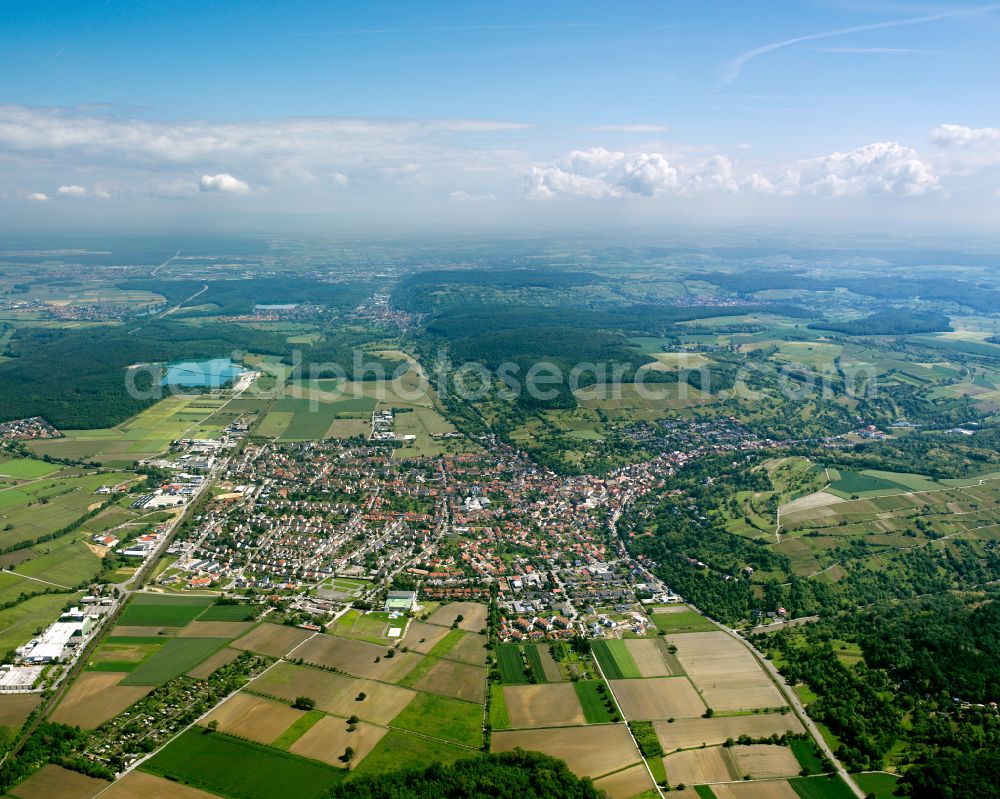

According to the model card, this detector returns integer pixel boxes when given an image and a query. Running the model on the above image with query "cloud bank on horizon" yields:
[1,1,999,230]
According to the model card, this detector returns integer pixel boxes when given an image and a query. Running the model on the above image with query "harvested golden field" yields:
[592,763,656,799]
[250,662,355,712]
[503,684,585,728]
[667,632,784,712]
[730,744,801,779]
[0,693,40,728]
[414,658,485,703]
[177,621,252,639]
[492,725,640,780]
[51,672,152,729]
[444,631,489,666]
[290,716,387,768]
[611,677,705,720]
[99,771,220,799]
[324,678,416,725]
[186,646,240,679]
[8,764,108,799]
[711,780,800,799]
[623,638,677,677]
[426,601,488,632]
[661,746,737,784]
[201,693,304,745]
[231,623,314,657]
[296,634,422,681]
[653,714,803,751]
[400,621,450,653]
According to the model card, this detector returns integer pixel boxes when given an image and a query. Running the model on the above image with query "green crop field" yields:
[118,594,215,627]
[0,458,62,479]
[496,644,530,684]
[590,639,640,680]
[120,638,227,685]
[199,603,256,621]
[650,609,718,634]
[489,683,510,730]
[142,729,346,799]
[349,729,470,777]
[574,680,618,723]
[389,692,483,747]
[522,644,549,683]
[852,772,901,799]
[273,710,325,750]
[790,737,826,775]
[789,775,858,799]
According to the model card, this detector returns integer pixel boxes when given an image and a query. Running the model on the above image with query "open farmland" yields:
[117,594,215,628]
[231,622,315,657]
[412,657,486,703]
[503,683,586,728]
[294,634,421,681]
[711,781,801,799]
[50,671,153,728]
[492,724,641,780]
[662,746,738,783]
[592,763,657,799]
[289,715,387,767]
[667,632,785,712]
[6,764,108,799]
[120,637,228,685]
[623,637,679,677]
[249,662,356,712]
[0,693,41,730]
[611,676,706,720]
[425,601,488,632]
[98,771,220,799]
[202,693,305,745]
[731,744,802,779]
[141,728,346,799]
[388,692,483,746]
[592,639,641,679]
[653,714,804,751]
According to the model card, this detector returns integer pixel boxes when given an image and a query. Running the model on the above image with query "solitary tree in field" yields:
[293,696,316,710]
[342,746,355,763]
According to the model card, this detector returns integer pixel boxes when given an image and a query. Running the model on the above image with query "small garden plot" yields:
[413,658,485,704]
[231,622,314,657]
[653,714,804,751]
[50,672,152,729]
[623,638,677,677]
[389,692,483,747]
[492,725,640,780]
[662,746,738,784]
[592,763,657,799]
[350,729,470,777]
[667,632,784,712]
[611,677,706,720]
[120,637,227,686]
[7,764,108,799]
[295,634,421,681]
[503,683,585,728]
[399,620,451,653]
[290,715,387,768]
[425,601,488,632]
[118,594,214,628]
[592,639,641,679]
[250,662,356,712]
[141,729,345,799]
[100,770,221,799]
[201,693,305,745]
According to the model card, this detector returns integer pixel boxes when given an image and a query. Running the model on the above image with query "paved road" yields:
[716,621,867,799]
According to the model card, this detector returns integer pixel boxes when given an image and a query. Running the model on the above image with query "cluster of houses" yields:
[0,416,60,442]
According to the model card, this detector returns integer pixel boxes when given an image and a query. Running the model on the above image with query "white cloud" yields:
[24,191,49,202]
[930,124,1000,146]
[449,190,496,202]
[793,142,939,197]
[199,173,250,194]
[529,141,939,200]
[56,184,87,196]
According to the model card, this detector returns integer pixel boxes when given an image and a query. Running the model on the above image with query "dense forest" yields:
[809,309,951,336]
[0,321,288,428]
[326,751,605,799]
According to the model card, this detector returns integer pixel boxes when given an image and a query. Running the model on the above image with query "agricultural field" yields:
[649,607,719,635]
[6,764,109,799]
[666,632,785,713]
[654,714,804,751]
[492,725,641,780]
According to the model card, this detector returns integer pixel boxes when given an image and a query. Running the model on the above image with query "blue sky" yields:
[3,1,1000,233]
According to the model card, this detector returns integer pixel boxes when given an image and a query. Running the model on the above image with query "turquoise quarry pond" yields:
[161,358,243,387]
